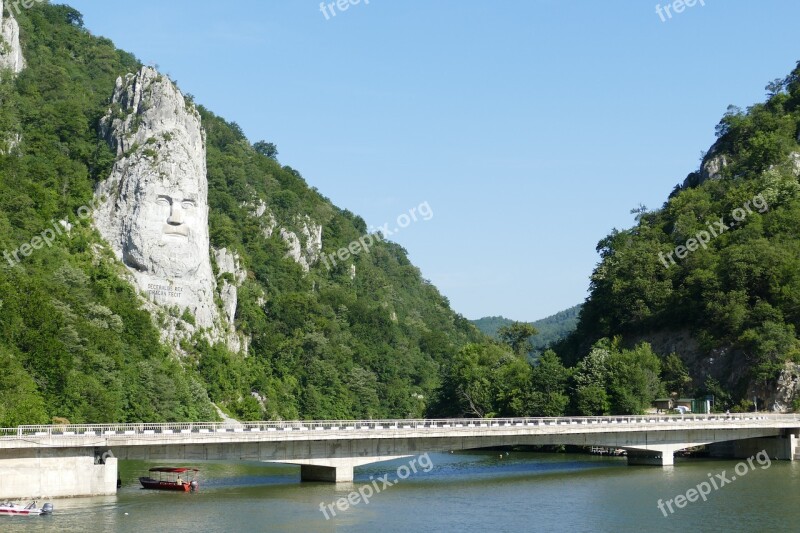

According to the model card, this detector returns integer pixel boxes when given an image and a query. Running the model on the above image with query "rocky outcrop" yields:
[94,67,240,351]
[245,199,277,238]
[280,216,322,272]
[243,197,321,273]
[749,362,800,413]
[213,247,246,326]
[790,152,800,174]
[699,142,729,183]
[0,1,25,74]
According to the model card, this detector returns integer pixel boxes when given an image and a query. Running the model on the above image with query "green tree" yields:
[662,353,691,397]
[529,350,570,416]
[439,343,533,417]
[606,342,662,414]
[571,340,612,415]
[497,322,538,357]
[253,140,278,159]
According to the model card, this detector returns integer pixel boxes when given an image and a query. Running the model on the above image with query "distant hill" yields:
[472,304,582,354]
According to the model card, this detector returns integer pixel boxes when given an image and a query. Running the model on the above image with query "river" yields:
[3,451,799,532]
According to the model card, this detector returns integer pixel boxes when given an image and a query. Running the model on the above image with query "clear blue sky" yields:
[66,0,800,322]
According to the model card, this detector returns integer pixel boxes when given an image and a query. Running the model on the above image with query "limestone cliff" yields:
[280,216,323,272]
[243,197,322,272]
[94,67,239,351]
[0,1,24,74]
[213,247,248,353]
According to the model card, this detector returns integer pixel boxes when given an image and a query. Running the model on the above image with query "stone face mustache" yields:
[163,224,190,237]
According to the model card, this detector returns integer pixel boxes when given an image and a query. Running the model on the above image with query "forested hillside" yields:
[0,3,482,425]
[559,63,800,411]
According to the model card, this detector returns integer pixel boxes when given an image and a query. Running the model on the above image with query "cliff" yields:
[0,1,24,74]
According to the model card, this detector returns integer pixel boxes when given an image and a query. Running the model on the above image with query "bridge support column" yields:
[708,431,800,460]
[272,455,411,484]
[0,449,118,499]
[301,464,354,483]
[626,449,674,466]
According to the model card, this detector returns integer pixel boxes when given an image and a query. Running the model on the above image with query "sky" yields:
[64,0,800,322]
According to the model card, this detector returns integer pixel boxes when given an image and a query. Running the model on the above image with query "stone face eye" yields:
[156,196,171,206]
[181,200,195,209]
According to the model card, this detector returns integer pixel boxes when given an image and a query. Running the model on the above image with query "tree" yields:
[253,140,278,159]
[529,350,570,416]
[439,343,532,418]
[662,353,691,397]
[571,340,612,415]
[606,342,662,414]
[570,338,662,415]
[497,322,538,357]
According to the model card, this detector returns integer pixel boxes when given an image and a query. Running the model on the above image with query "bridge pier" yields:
[0,448,117,499]
[626,449,674,466]
[300,464,354,483]
[708,431,800,460]
[280,456,412,483]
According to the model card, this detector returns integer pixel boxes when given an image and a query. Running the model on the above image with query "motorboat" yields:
[139,467,199,492]
[0,501,53,516]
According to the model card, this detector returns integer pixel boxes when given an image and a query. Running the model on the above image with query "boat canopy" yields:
[148,467,199,473]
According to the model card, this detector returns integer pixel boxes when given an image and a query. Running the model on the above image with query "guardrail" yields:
[1,413,797,440]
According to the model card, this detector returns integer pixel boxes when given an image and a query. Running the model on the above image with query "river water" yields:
[4,451,800,532]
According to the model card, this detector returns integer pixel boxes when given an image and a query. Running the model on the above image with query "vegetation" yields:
[558,62,800,409]
[0,3,482,425]
[432,327,662,418]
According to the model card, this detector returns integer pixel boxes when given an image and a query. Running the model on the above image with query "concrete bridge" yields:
[1,413,799,499]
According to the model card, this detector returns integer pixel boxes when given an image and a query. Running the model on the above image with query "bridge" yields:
[1,413,798,499]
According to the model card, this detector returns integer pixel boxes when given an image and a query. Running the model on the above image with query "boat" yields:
[0,501,53,516]
[139,467,199,492]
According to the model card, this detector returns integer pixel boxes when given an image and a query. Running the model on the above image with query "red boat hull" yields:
[138,477,192,491]
[0,509,35,515]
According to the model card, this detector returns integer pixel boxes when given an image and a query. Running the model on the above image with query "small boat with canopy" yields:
[139,467,199,492]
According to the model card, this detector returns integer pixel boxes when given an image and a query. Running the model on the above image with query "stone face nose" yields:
[167,202,184,225]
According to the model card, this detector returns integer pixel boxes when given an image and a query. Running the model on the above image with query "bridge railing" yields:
[1,413,798,440]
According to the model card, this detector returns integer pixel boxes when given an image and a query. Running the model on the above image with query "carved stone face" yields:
[121,168,209,279]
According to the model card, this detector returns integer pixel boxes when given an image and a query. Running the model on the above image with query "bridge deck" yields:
[0,414,797,449]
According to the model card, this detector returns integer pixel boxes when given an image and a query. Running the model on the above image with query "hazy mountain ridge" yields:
[471,304,581,354]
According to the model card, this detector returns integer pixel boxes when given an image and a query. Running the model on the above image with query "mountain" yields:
[0,3,483,425]
[559,63,800,411]
[472,305,581,354]
[471,316,515,338]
